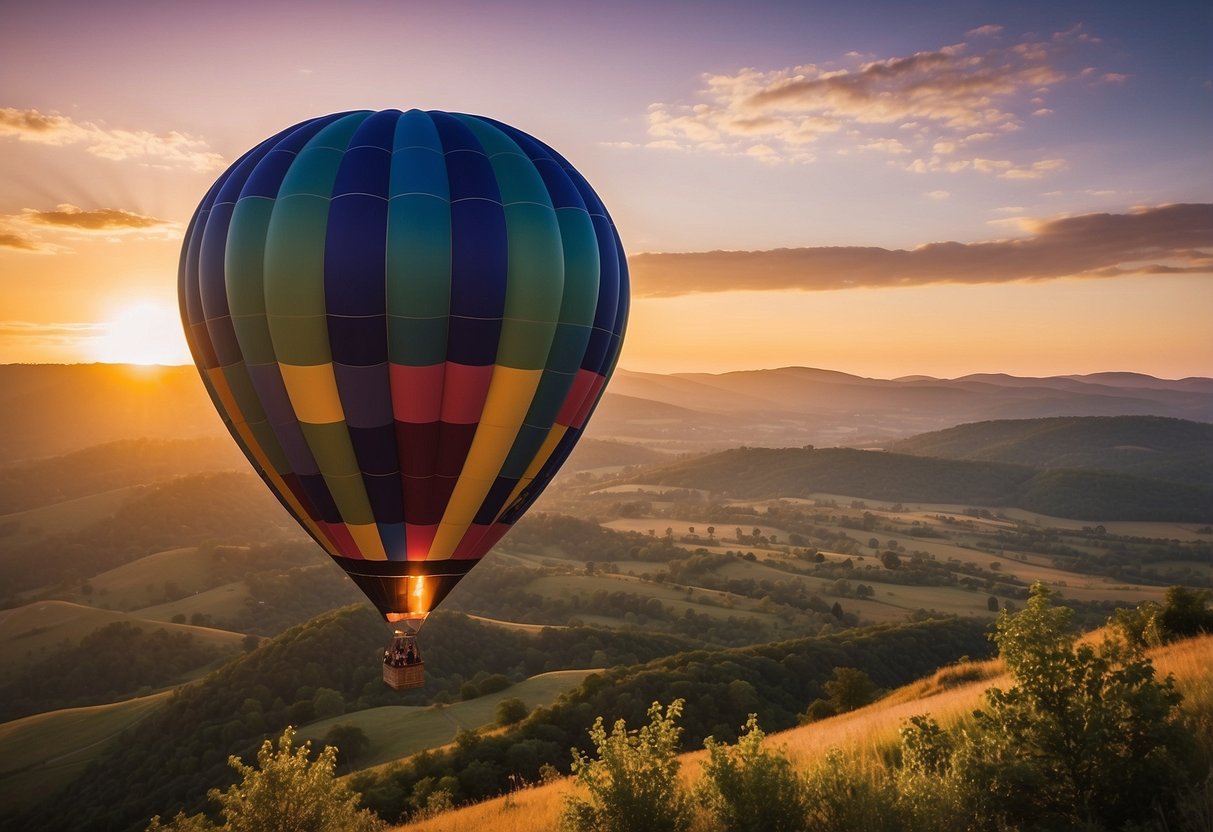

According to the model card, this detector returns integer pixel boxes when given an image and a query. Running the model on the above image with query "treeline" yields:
[504,512,689,563]
[349,617,995,824]
[0,621,225,722]
[635,447,1213,522]
[7,608,690,832]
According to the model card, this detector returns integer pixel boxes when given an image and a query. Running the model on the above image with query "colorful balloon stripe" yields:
[180,109,627,618]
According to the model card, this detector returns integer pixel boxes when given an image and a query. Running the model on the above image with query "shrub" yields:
[698,714,808,832]
[561,700,691,832]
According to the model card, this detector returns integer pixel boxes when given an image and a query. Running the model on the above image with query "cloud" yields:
[627,204,1213,297]
[0,320,105,358]
[0,107,225,171]
[0,231,49,252]
[636,28,1102,171]
[0,203,177,253]
[20,204,173,232]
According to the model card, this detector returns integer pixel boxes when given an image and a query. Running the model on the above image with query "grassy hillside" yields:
[893,416,1213,486]
[0,600,245,675]
[0,692,171,813]
[0,364,224,463]
[6,608,689,832]
[297,670,597,770]
[0,437,246,514]
[0,471,301,596]
[395,632,1213,832]
[631,446,1213,521]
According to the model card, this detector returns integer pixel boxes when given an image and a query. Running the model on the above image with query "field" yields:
[298,670,598,771]
[0,691,170,810]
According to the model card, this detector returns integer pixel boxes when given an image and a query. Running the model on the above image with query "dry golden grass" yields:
[388,635,1213,831]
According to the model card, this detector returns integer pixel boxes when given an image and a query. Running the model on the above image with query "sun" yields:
[92,301,192,365]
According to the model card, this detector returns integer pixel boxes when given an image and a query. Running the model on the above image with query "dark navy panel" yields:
[445,316,502,366]
[581,326,613,376]
[349,424,400,475]
[327,313,388,366]
[345,109,399,155]
[325,192,388,317]
[378,522,407,561]
[587,214,621,338]
[333,363,392,428]
[483,119,586,210]
[472,475,520,525]
[242,116,345,198]
[298,473,343,524]
[363,473,405,524]
[448,199,508,318]
[429,110,485,156]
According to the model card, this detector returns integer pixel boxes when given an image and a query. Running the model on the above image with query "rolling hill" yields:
[891,415,1213,487]
[627,445,1213,522]
[4,364,1210,460]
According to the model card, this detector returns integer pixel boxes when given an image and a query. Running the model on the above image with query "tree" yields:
[562,700,692,832]
[322,723,370,767]
[699,715,808,832]
[146,727,381,832]
[823,667,876,712]
[1159,585,1213,639]
[987,595,999,612]
[898,583,1193,831]
[880,551,901,570]
[496,697,529,726]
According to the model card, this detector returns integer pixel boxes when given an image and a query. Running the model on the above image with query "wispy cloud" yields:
[20,204,174,232]
[0,320,105,358]
[0,107,225,171]
[0,231,49,252]
[628,204,1213,296]
[636,26,1105,174]
[0,203,178,253]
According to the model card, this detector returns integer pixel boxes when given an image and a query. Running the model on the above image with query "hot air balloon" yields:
[179,109,627,688]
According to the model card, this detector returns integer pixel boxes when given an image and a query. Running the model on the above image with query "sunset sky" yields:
[1,0,1210,378]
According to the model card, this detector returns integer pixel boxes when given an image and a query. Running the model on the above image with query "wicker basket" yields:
[384,661,425,690]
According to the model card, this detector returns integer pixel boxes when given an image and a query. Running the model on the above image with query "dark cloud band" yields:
[628,204,1213,297]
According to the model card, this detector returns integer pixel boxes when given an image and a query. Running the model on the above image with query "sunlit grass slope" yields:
[299,670,598,771]
[0,691,170,811]
[392,634,1213,832]
[0,600,246,674]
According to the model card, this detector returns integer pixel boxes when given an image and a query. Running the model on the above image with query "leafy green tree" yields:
[1159,585,1213,639]
[822,667,877,713]
[146,726,381,832]
[496,696,529,726]
[562,700,692,832]
[698,714,808,832]
[322,723,370,767]
[898,583,1193,830]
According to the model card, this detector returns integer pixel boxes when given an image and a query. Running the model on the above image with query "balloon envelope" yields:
[179,109,627,623]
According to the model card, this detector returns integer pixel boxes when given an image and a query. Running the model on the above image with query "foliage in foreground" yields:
[897,583,1197,831]
[562,700,692,832]
[146,726,380,832]
[698,715,809,832]
[562,585,1206,832]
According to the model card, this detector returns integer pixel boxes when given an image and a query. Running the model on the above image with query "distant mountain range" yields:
[595,367,1213,450]
[1,363,1210,461]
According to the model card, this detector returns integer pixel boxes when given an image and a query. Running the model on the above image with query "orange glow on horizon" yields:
[90,301,192,366]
